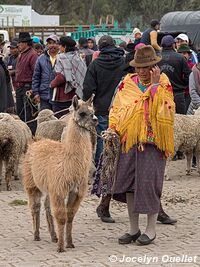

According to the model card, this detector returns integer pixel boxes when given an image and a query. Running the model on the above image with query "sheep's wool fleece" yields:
[109,73,175,156]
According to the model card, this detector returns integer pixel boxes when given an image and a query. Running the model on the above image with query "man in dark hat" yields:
[177,44,194,68]
[159,35,191,163]
[15,32,38,134]
[83,35,125,223]
[158,35,191,114]
[7,40,19,90]
[140,19,161,52]
[32,34,59,111]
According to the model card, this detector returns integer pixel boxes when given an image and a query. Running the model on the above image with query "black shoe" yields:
[96,206,115,223]
[192,163,197,169]
[118,230,141,244]
[137,233,156,245]
[101,216,115,223]
[177,151,185,160]
[157,213,177,224]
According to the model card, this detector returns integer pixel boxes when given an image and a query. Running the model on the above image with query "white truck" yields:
[0,29,10,42]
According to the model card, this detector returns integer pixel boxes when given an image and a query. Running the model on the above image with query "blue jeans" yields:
[40,99,52,111]
[16,86,37,135]
[52,101,71,118]
[95,115,109,166]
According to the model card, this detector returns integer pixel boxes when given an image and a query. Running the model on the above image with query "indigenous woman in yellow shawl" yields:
[109,45,175,245]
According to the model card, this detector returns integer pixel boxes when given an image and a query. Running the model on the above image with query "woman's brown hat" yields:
[130,45,161,67]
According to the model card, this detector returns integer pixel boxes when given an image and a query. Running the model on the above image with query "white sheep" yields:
[0,113,32,190]
[35,109,69,141]
[165,108,200,179]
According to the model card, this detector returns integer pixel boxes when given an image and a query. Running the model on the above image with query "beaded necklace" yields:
[138,79,151,87]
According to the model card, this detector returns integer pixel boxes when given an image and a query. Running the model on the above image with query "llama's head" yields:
[71,94,98,129]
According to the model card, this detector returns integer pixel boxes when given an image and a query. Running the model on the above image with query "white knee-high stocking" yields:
[126,193,139,235]
[145,213,158,239]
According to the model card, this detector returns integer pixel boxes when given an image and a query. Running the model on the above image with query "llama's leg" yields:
[0,160,3,185]
[186,152,193,175]
[66,192,83,249]
[4,161,13,191]
[50,195,67,253]
[27,187,42,241]
[44,195,58,243]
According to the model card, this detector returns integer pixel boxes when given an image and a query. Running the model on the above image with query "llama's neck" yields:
[62,118,91,151]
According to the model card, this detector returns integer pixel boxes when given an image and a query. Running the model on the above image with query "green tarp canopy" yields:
[160,11,200,51]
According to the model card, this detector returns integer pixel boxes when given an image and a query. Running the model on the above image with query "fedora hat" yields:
[177,44,192,54]
[18,32,32,43]
[130,45,161,67]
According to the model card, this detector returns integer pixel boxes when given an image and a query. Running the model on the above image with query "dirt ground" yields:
[0,158,200,267]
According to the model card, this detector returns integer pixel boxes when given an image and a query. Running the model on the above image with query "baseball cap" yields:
[9,40,18,49]
[161,35,175,47]
[46,34,59,43]
[98,35,115,49]
[32,36,41,44]
[175,34,189,43]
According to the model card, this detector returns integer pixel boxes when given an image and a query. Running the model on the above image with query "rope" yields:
[25,107,70,124]
[25,95,105,141]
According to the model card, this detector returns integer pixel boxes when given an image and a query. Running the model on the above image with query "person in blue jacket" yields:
[32,34,59,110]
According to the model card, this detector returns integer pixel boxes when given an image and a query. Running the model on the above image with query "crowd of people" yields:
[0,18,200,246]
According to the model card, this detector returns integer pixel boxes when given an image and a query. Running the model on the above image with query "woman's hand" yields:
[150,65,160,85]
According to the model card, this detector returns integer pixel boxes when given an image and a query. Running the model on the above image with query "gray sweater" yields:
[187,72,200,115]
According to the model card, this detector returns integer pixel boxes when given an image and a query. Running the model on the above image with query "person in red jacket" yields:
[50,36,87,118]
[15,32,38,134]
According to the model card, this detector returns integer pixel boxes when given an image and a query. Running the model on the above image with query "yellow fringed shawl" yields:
[109,73,175,156]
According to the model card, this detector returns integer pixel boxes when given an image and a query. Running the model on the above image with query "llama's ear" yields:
[72,95,79,110]
[86,93,95,106]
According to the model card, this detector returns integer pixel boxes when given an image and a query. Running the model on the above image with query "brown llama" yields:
[23,95,97,252]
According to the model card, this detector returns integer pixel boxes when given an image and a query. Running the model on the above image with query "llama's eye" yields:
[79,112,87,117]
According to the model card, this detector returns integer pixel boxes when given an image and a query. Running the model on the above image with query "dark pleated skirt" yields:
[112,144,166,214]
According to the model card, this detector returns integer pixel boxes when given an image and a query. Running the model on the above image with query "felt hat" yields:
[18,32,32,43]
[177,44,192,53]
[130,45,161,67]
[59,36,76,47]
